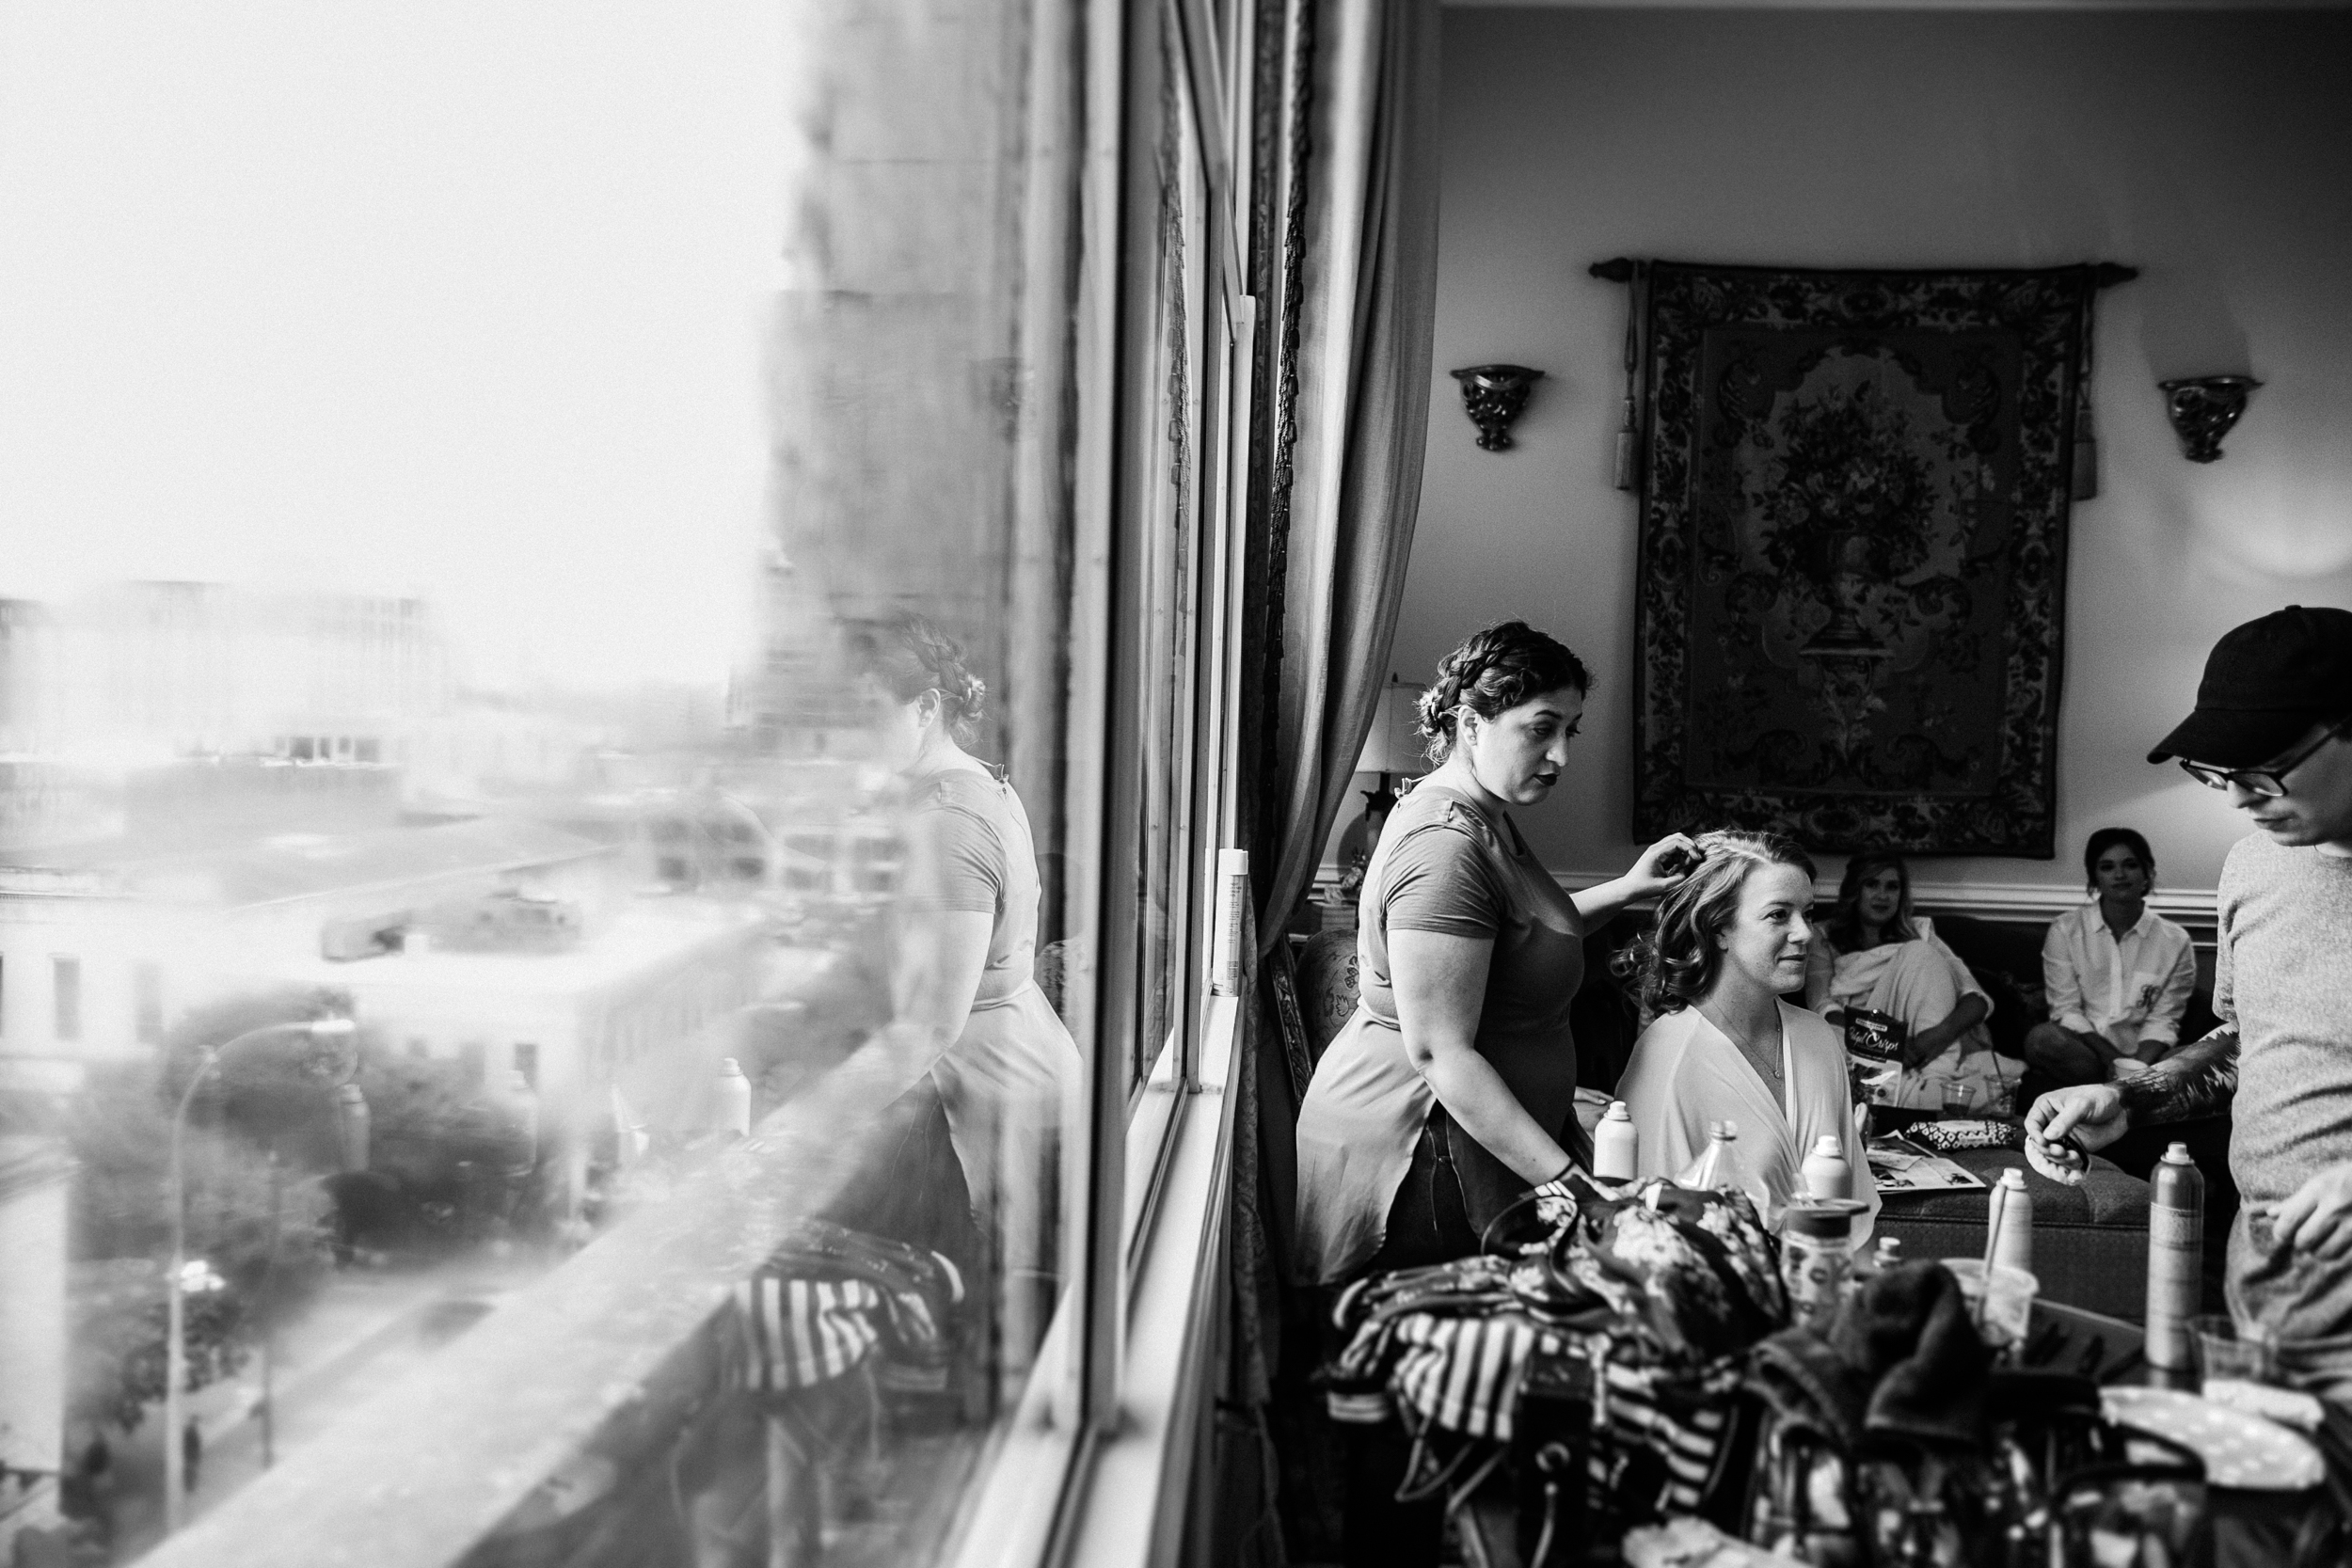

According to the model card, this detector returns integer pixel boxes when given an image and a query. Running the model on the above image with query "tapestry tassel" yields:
[2071,282,2099,501]
[1613,266,1641,492]
[2072,401,2099,502]
[1613,398,1638,492]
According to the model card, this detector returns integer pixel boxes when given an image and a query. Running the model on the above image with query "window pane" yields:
[0,0,1099,1562]
[1111,0,1218,1095]
[53,957,81,1044]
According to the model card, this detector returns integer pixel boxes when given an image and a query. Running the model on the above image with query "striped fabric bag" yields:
[734,1275,890,1390]
[727,1219,964,1395]
[1581,1339,1742,1518]
[1384,1313,1563,1444]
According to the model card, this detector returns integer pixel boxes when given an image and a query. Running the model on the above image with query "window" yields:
[134,962,162,1042]
[0,0,1256,1563]
[51,956,79,1043]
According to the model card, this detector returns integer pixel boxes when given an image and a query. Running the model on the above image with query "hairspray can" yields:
[1993,1168,2034,1275]
[1801,1134,1851,1202]
[2147,1144,2205,1371]
[1594,1101,1639,1182]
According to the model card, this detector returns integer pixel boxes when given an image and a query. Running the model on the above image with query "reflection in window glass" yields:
[53,957,81,1043]
[0,0,1099,1562]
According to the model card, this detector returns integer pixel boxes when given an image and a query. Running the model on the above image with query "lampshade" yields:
[1356,679,1424,777]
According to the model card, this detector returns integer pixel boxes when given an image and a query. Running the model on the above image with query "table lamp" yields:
[1338,676,1423,897]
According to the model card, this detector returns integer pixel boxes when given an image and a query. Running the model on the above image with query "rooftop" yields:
[2,816,614,908]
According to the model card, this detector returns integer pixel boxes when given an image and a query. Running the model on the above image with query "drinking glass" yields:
[2194,1314,2274,1385]
[1941,1083,1973,1120]
[1947,1259,2038,1351]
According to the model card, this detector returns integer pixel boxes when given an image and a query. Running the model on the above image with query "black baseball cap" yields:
[2147,605,2352,768]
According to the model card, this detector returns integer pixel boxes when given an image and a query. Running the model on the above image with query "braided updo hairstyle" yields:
[1612,830,1817,1018]
[1414,621,1591,764]
[852,611,987,747]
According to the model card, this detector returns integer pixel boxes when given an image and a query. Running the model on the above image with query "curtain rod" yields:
[1588,258,2137,286]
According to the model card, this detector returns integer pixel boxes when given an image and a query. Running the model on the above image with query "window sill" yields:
[1055,990,1240,1568]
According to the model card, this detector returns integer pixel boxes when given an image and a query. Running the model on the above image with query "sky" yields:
[0,2,786,692]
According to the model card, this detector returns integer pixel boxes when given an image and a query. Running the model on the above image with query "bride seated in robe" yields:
[1613,831,1877,1243]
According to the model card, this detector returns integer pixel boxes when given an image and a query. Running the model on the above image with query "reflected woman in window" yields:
[848,614,1082,1370]
[1804,850,2014,1112]
[1613,831,1877,1243]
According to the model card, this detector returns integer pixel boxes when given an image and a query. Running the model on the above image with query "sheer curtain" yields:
[1216,0,1440,1559]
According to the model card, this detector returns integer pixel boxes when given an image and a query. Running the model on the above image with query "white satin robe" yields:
[1613,999,1879,1247]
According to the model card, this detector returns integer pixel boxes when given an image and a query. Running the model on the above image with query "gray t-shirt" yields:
[2216,834,2352,1338]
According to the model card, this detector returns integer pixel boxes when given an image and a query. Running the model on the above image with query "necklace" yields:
[1700,1005,1785,1102]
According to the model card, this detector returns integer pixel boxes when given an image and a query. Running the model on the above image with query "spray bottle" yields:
[2147,1144,2205,1372]
[1594,1101,1639,1182]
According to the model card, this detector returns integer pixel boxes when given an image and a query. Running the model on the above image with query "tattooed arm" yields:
[2117,1025,2239,1124]
[2026,1024,2237,1180]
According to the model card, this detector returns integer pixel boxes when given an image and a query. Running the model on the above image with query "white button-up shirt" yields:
[2041,901,2198,1056]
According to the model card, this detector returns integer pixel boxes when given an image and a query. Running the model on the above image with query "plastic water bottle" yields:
[2147,1143,2204,1372]
[712,1057,753,1137]
[1594,1101,1639,1181]
[1677,1120,1737,1189]
[1677,1120,1772,1217]
[1992,1168,2034,1275]
[1801,1134,1851,1201]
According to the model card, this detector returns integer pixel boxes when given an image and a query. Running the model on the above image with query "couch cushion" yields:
[1881,1146,2147,1227]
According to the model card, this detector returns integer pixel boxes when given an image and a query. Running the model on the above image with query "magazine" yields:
[1867,1135,1988,1194]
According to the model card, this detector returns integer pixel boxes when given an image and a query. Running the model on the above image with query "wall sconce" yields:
[2159,375,2261,463]
[1450,365,1543,451]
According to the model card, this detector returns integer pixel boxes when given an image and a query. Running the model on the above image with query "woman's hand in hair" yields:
[1572,832,1700,926]
[1625,833,1702,899]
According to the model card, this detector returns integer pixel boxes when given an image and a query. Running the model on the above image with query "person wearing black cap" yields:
[2028,605,2352,1363]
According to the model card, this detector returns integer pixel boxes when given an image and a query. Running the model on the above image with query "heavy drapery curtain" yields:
[1258,0,1442,953]
[1212,0,1440,1560]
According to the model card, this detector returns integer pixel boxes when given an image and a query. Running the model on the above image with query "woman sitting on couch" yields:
[2023,826,2198,1086]
[1804,850,2020,1112]
[1615,831,1878,1241]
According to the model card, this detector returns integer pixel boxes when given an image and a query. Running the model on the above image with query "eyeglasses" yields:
[2179,721,2347,799]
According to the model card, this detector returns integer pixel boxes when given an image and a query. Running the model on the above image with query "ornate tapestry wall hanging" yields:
[1606,261,2133,858]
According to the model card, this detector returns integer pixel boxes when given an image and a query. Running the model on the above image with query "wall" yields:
[1400,8,2352,902]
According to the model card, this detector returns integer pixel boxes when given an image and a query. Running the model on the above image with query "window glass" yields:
[0,1,1115,1563]
[1108,0,1223,1095]
[53,957,81,1043]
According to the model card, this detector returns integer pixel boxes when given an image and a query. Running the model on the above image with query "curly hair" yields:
[2082,826,2155,890]
[1413,621,1591,764]
[1820,850,1915,954]
[1613,831,1818,1017]
[850,611,987,747]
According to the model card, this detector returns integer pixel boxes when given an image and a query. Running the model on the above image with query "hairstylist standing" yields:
[1295,621,1694,1568]
[1295,621,1695,1286]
